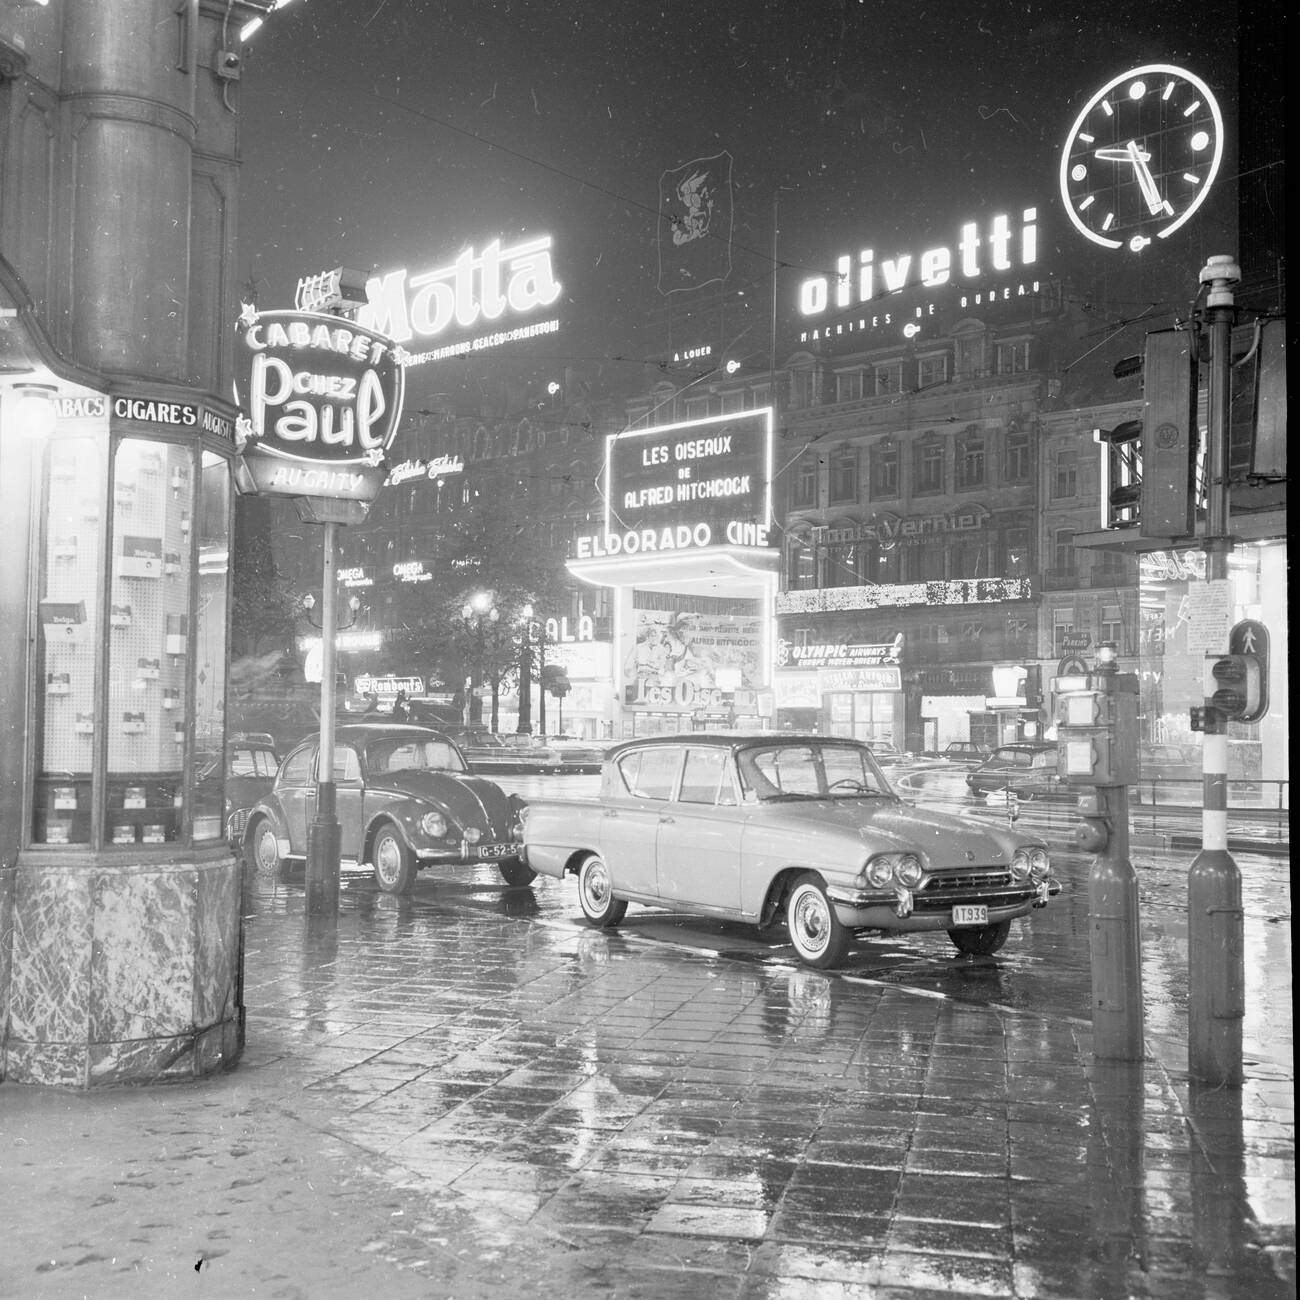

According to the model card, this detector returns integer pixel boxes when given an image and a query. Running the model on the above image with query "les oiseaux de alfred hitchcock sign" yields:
[232,307,405,502]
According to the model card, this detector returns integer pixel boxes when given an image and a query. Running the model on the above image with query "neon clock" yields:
[1059,64,1224,253]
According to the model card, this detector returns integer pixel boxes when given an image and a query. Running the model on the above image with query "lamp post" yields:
[517,605,534,734]
[460,591,498,727]
[301,586,361,918]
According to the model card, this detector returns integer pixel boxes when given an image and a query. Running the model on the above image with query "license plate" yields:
[952,905,989,926]
[477,843,516,859]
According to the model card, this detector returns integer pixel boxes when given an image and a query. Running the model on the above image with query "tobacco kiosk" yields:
[1,262,243,1086]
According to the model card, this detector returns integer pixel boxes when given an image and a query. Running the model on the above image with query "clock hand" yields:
[1124,140,1164,215]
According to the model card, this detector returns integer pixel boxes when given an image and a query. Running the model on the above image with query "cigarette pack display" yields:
[142,824,167,844]
[110,603,133,628]
[52,535,78,560]
[112,823,136,845]
[165,613,187,655]
[124,785,147,809]
[53,786,77,811]
[75,712,95,735]
[117,535,163,578]
[137,657,161,680]
[47,672,71,695]
[162,689,179,710]
[121,711,146,735]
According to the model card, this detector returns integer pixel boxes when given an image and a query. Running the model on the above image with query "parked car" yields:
[521,733,1059,968]
[405,712,563,775]
[919,740,991,767]
[241,723,533,893]
[205,732,280,848]
[966,743,1062,801]
[1138,742,1200,782]
[538,733,609,773]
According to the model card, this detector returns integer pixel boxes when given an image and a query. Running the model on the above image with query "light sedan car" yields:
[522,734,1059,968]
[242,723,534,894]
[966,743,1063,801]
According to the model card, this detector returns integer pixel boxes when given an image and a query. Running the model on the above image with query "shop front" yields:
[567,408,779,736]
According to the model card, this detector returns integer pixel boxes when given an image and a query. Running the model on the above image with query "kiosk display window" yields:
[105,439,193,844]
[34,437,104,844]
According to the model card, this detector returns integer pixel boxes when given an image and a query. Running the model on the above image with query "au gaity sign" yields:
[232,307,405,502]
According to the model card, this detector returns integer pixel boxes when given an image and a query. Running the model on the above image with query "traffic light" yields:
[1097,329,1199,536]
[540,664,571,698]
[1139,329,1199,537]
[1201,620,1270,725]
[1052,675,1138,785]
[1203,656,1262,723]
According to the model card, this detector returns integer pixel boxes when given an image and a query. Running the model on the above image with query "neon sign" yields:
[798,209,1038,319]
[358,236,562,346]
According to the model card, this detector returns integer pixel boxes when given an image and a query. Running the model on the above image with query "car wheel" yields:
[948,920,1012,956]
[247,816,285,877]
[785,872,849,969]
[497,858,537,887]
[372,823,416,895]
[577,853,627,928]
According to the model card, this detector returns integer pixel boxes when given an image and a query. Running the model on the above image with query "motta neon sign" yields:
[358,235,562,345]
[798,208,1038,318]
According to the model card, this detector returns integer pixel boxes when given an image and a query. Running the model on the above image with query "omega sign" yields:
[233,308,405,503]
[579,408,774,560]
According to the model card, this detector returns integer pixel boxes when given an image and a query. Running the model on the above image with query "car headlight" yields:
[894,854,924,888]
[420,811,448,837]
[864,856,895,888]
[1030,847,1051,881]
[1010,849,1032,881]
[464,826,482,844]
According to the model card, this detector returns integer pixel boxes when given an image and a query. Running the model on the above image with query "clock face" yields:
[1060,63,1224,253]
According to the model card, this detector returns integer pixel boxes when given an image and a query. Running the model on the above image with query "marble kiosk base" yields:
[1,848,244,1087]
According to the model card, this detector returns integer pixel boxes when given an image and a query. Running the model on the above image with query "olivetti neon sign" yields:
[798,208,1038,317]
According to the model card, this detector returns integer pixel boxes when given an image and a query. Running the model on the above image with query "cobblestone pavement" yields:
[2,841,1293,1300]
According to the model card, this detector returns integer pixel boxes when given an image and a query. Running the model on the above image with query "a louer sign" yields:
[232,307,405,502]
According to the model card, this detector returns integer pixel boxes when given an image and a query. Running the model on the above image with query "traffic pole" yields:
[1087,662,1144,1061]
[1187,255,1244,1088]
[305,519,341,918]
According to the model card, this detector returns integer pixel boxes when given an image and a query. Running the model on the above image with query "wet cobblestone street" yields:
[2,843,1293,1299]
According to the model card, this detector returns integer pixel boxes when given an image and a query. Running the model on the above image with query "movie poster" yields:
[624,610,761,708]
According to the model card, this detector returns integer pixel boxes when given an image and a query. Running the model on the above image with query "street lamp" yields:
[460,591,499,727]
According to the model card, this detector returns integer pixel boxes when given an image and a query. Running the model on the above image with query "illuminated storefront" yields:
[568,408,779,737]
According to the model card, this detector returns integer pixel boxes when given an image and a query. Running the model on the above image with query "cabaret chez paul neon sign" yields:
[796,207,1040,343]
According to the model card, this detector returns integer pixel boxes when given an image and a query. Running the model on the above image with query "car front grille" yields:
[912,867,1037,912]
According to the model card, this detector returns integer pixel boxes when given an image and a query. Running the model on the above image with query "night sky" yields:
[237,0,1241,412]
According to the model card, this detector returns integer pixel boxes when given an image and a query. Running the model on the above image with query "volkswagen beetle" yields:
[242,723,533,893]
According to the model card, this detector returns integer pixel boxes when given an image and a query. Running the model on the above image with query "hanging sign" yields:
[232,307,405,502]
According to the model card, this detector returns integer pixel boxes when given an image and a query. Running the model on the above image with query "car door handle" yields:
[659,815,674,825]
[602,809,619,818]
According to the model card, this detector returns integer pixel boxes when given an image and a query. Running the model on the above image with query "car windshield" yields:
[366,737,467,775]
[737,743,893,801]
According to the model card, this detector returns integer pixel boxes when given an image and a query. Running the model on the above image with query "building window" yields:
[875,360,905,395]
[828,446,858,504]
[791,454,818,508]
[913,543,945,581]
[917,352,948,390]
[1003,526,1029,576]
[956,428,985,490]
[720,389,745,414]
[751,382,771,408]
[790,368,813,409]
[870,440,899,497]
[684,396,711,422]
[787,538,816,589]
[1053,528,1076,572]
[1053,448,1078,498]
[954,326,987,380]
[1053,611,1075,656]
[835,369,863,403]
[1101,603,1122,646]
[1095,550,1130,584]
[1004,422,1030,482]
[953,539,989,578]
[915,439,944,495]
[823,542,859,587]
[997,338,1032,374]
[866,541,901,583]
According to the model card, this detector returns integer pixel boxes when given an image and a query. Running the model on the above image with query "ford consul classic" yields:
[520,734,1059,969]
[242,723,533,893]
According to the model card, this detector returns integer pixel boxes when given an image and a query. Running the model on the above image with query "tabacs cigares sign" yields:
[232,307,405,502]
